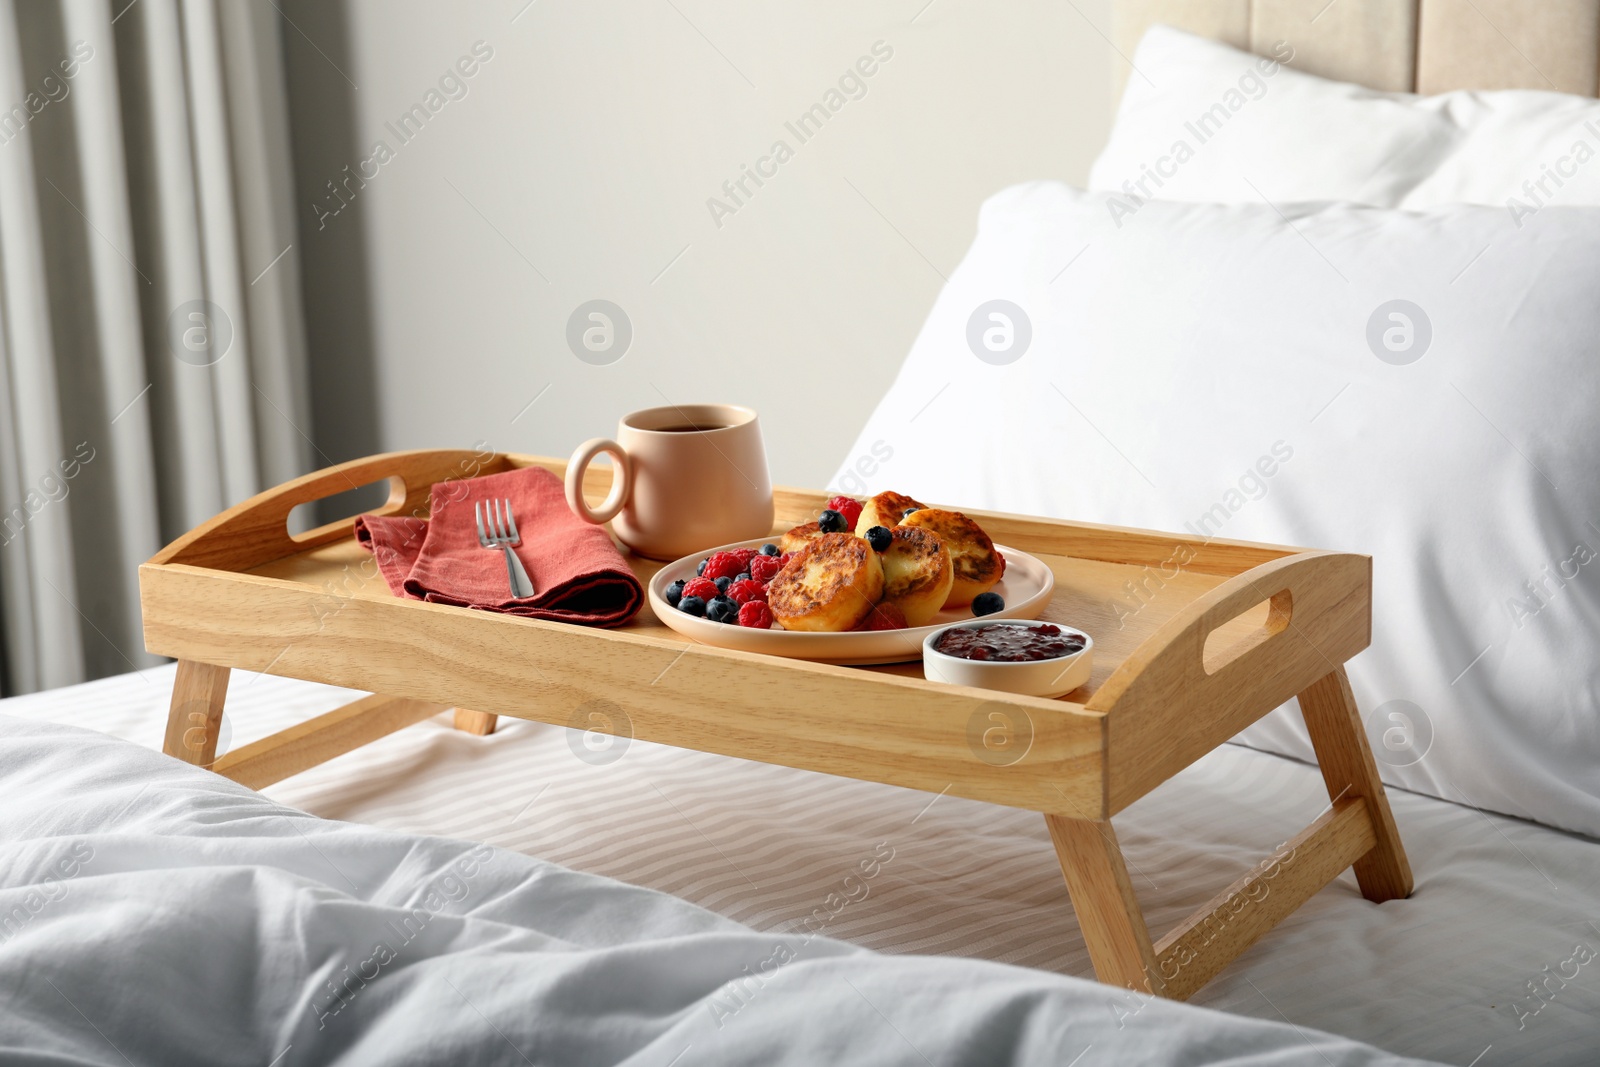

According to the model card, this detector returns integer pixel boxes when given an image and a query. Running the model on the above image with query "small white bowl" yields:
[922,620,1094,699]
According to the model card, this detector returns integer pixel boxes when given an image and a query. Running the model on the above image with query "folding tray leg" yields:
[1045,814,1164,995]
[1047,666,1414,1000]
[1049,799,1391,999]
[162,659,232,767]
[160,658,454,787]
[453,709,498,736]
[1296,665,1414,901]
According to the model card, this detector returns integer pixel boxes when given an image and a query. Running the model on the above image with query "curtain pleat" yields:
[0,0,85,692]
[181,0,258,505]
[61,0,163,685]
[140,0,225,531]
[0,0,312,696]
[218,0,311,493]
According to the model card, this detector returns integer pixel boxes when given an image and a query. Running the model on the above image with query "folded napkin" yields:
[354,466,643,627]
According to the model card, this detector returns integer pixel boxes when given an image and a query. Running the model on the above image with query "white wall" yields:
[290,0,1114,490]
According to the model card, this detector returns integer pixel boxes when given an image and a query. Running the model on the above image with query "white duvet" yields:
[0,715,1437,1066]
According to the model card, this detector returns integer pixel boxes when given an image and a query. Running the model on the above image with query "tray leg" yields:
[453,709,498,736]
[1297,665,1414,902]
[212,694,448,788]
[1050,799,1386,1000]
[1045,814,1162,995]
[1046,666,1413,1000]
[162,660,231,767]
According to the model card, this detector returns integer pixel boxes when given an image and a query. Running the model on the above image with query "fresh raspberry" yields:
[682,577,719,603]
[727,578,766,605]
[731,547,758,570]
[826,495,862,530]
[778,552,797,569]
[748,554,783,583]
[737,601,774,629]
[701,552,745,582]
[856,602,908,631]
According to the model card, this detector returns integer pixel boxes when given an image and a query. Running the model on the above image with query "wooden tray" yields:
[139,449,1412,999]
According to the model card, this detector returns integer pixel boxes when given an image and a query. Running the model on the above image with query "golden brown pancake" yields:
[879,526,953,627]
[779,521,826,555]
[900,508,1004,608]
[767,534,885,632]
[854,491,927,537]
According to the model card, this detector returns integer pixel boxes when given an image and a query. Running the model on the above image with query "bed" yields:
[5,665,1596,1065]
[1,701,1443,1066]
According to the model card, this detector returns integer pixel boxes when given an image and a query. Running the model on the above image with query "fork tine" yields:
[474,500,488,547]
[492,498,505,542]
[502,499,519,543]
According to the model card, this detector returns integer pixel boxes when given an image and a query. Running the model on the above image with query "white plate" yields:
[648,538,1055,665]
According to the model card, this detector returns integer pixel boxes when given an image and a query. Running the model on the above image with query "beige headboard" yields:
[1114,0,1600,98]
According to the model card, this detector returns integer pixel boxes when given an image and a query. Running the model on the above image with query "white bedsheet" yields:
[0,714,1439,1066]
[5,666,1597,1065]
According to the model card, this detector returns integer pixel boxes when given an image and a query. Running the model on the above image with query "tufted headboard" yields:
[1112,0,1600,99]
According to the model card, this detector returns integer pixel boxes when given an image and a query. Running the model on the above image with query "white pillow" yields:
[831,182,1600,841]
[1090,25,1600,214]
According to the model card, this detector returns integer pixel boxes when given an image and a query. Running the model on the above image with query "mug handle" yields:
[566,438,632,524]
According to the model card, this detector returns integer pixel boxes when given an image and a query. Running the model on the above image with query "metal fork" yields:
[475,498,535,598]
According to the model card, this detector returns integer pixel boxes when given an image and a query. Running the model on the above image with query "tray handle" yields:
[1087,550,1371,811]
[152,448,512,570]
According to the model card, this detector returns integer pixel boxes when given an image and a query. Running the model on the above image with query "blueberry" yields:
[714,576,732,594]
[902,507,919,519]
[817,509,846,533]
[696,559,709,576]
[678,595,706,617]
[972,591,1005,617]
[706,595,739,623]
[665,579,687,607]
[734,572,751,584]
[864,525,892,552]
[759,543,781,556]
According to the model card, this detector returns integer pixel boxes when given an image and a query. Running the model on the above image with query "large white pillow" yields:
[1090,25,1600,214]
[831,182,1600,840]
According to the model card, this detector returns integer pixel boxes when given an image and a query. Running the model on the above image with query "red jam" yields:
[934,623,1085,663]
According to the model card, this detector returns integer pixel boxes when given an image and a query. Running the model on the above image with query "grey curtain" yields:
[0,0,311,695]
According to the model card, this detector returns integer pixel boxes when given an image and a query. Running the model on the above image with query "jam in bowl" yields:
[934,622,1085,662]
[922,620,1093,699]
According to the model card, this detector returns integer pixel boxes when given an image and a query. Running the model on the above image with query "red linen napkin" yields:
[354,466,643,627]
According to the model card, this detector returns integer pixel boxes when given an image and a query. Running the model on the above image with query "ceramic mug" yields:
[565,404,774,560]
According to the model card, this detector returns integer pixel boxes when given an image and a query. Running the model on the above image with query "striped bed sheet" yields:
[5,663,1596,1066]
